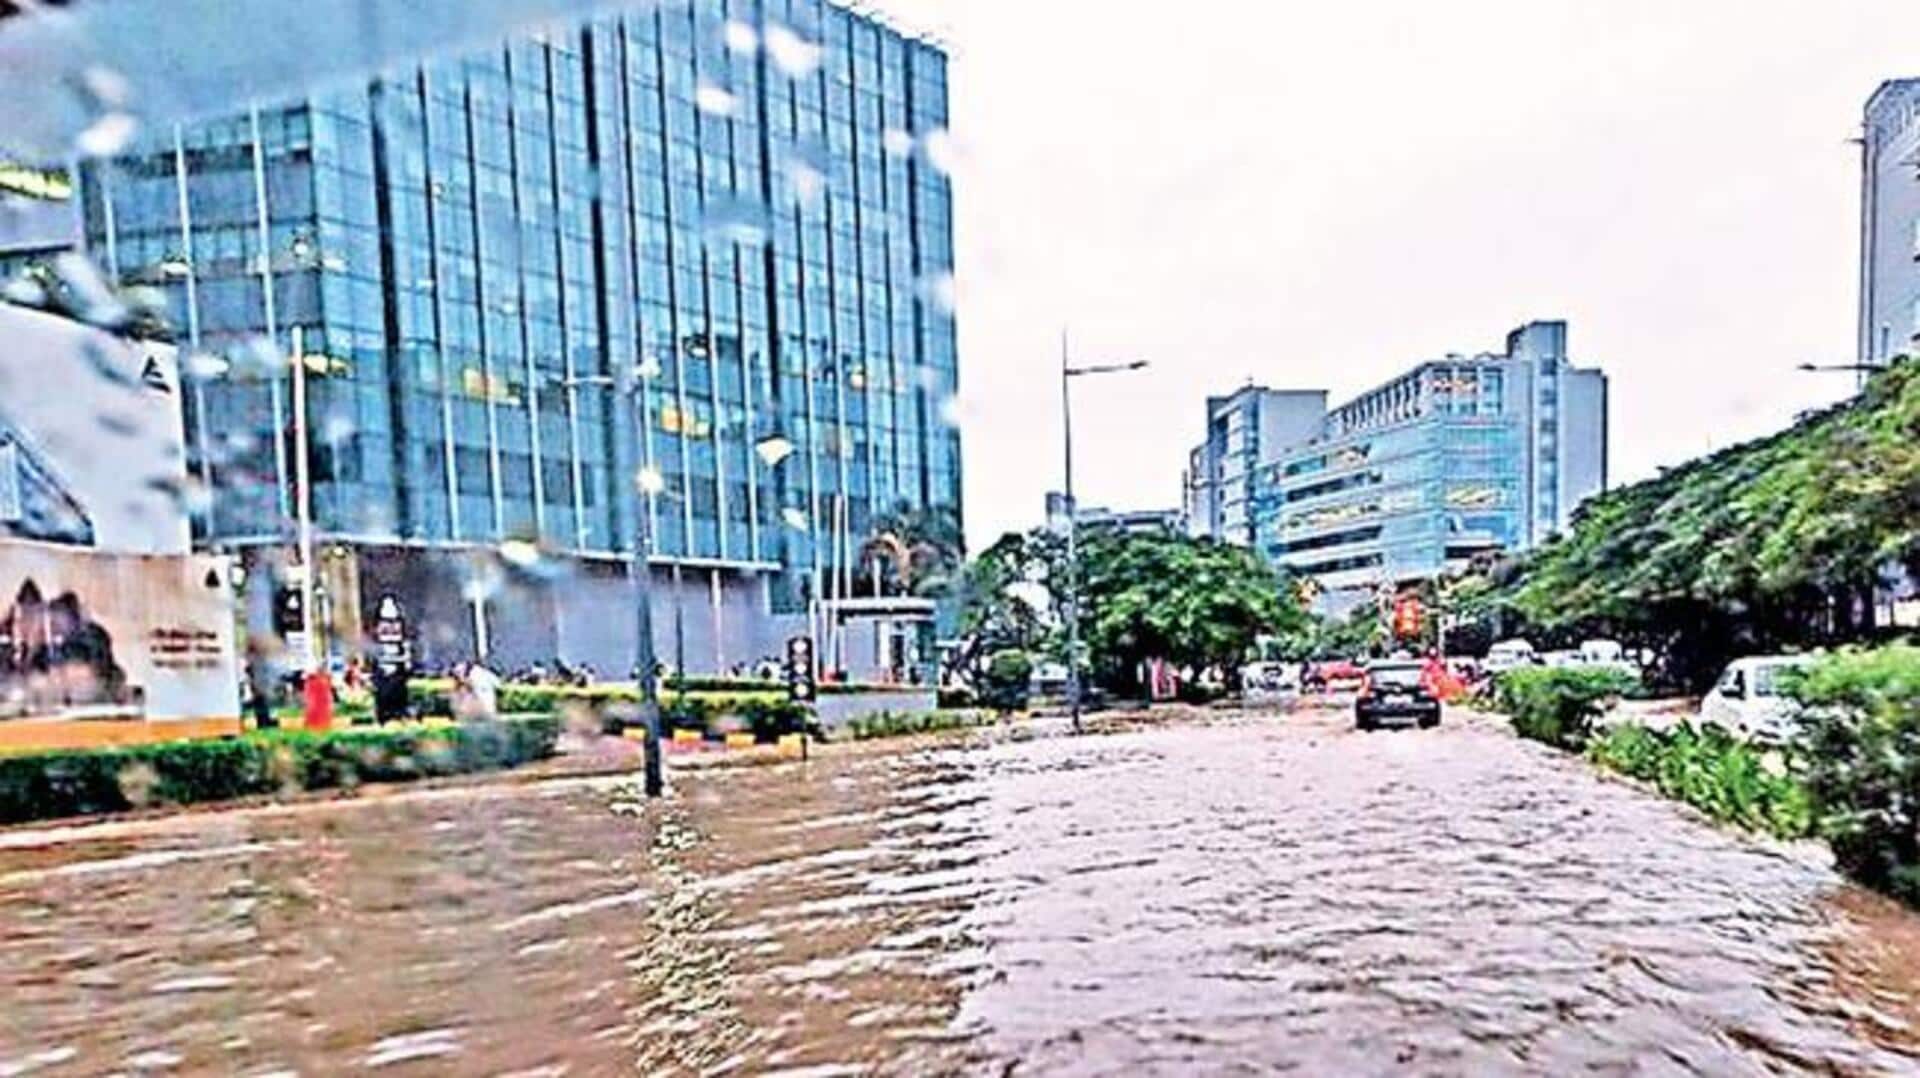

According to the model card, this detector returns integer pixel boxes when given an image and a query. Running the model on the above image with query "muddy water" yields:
[2,707,1919,1075]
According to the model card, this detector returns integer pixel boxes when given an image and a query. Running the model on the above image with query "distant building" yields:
[1223,320,1605,612]
[1859,78,1920,378]
[1182,386,1327,546]
[1044,492,1179,536]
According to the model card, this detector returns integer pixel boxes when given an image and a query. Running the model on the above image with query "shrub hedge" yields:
[842,709,993,741]
[0,717,560,825]
[1785,643,1920,903]
[1589,722,1814,839]
[1493,666,1638,751]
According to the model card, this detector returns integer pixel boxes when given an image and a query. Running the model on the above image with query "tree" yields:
[1484,358,1920,690]
[863,502,964,599]
[1077,530,1309,692]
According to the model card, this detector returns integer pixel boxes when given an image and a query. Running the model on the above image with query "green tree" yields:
[863,502,965,599]
[1077,530,1309,692]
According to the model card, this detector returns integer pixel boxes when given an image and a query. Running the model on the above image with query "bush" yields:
[980,650,1033,714]
[1590,722,1813,838]
[0,717,561,825]
[937,685,977,710]
[843,709,991,741]
[1494,666,1638,751]
[1785,643,1920,903]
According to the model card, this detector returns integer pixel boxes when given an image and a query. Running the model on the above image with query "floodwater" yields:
[4,706,1920,1075]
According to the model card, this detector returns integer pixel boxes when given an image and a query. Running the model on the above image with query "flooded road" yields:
[4,705,1920,1074]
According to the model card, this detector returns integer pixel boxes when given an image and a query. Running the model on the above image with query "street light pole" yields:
[613,361,664,799]
[1062,330,1080,734]
[1059,333,1149,735]
[291,325,318,674]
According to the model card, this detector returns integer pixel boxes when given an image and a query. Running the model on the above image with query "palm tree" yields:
[862,502,964,599]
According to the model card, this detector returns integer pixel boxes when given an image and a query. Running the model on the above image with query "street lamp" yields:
[1797,361,1884,373]
[1060,329,1149,733]
[548,366,794,797]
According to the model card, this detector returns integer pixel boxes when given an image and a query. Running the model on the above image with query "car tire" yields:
[1419,713,1440,729]
[1355,712,1376,732]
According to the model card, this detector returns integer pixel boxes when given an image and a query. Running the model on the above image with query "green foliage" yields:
[843,709,992,741]
[1785,643,1920,903]
[980,649,1034,714]
[1484,360,1920,689]
[0,717,561,825]
[1494,666,1638,751]
[1589,723,1814,839]
[1078,530,1310,690]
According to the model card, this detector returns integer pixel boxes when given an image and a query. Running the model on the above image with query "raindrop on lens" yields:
[882,129,915,158]
[920,127,957,177]
[723,20,759,54]
[763,23,822,77]
[694,82,740,118]
[53,253,130,329]
[1,274,47,307]
[76,111,138,157]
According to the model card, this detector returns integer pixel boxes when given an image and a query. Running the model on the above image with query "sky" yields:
[876,0,1920,551]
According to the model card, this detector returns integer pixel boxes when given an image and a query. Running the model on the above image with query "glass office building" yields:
[73,0,960,672]
[1245,321,1607,611]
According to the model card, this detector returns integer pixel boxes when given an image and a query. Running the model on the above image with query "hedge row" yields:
[0,717,560,825]
[1491,666,1639,751]
[1588,722,1814,839]
[842,709,993,741]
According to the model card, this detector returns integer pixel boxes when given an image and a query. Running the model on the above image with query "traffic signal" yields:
[272,585,305,636]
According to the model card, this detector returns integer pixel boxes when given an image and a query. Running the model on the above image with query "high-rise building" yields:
[1229,321,1605,611]
[1182,386,1327,546]
[1859,78,1920,377]
[68,0,960,674]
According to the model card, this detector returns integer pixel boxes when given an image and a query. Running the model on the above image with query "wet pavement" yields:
[4,703,1920,1075]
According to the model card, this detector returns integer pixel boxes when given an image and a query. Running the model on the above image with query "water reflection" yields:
[1,710,1919,1074]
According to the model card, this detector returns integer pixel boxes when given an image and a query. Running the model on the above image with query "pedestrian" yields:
[464,658,501,719]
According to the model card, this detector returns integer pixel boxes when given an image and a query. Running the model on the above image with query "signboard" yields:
[0,539,238,720]
[786,634,816,703]
[1392,595,1424,639]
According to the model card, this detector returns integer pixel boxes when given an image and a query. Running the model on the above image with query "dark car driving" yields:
[1355,660,1442,730]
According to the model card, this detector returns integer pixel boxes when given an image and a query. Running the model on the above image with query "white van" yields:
[1485,639,1537,674]
[1699,655,1813,742]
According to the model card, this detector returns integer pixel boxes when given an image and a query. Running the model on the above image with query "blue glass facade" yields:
[1241,322,1607,608]
[75,0,960,630]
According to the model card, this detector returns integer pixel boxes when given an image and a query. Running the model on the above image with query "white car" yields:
[1699,656,1813,742]
[1485,639,1538,674]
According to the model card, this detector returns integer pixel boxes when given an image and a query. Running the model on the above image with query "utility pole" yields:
[613,360,663,798]
[1060,332,1149,734]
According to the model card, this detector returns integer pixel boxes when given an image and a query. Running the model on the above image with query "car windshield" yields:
[1371,665,1424,687]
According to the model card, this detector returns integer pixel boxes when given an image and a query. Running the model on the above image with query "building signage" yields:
[0,539,238,720]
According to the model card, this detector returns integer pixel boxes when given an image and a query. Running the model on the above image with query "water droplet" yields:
[781,506,811,532]
[498,538,542,568]
[320,414,355,447]
[52,253,130,329]
[635,466,666,496]
[763,23,822,77]
[882,128,915,158]
[723,19,759,54]
[694,82,740,118]
[1,274,47,307]
[230,337,286,380]
[914,272,955,315]
[75,111,138,158]
[183,352,230,382]
[80,65,131,108]
[920,127,957,177]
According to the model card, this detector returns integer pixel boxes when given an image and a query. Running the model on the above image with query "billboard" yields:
[0,538,238,721]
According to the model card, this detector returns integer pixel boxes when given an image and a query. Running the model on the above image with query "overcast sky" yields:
[877,0,1920,550]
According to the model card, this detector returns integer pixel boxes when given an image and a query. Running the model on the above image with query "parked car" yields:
[1315,659,1367,692]
[1699,655,1813,743]
[1241,661,1300,695]
[1577,638,1642,679]
[1484,639,1538,674]
[1355,660,1442,731]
